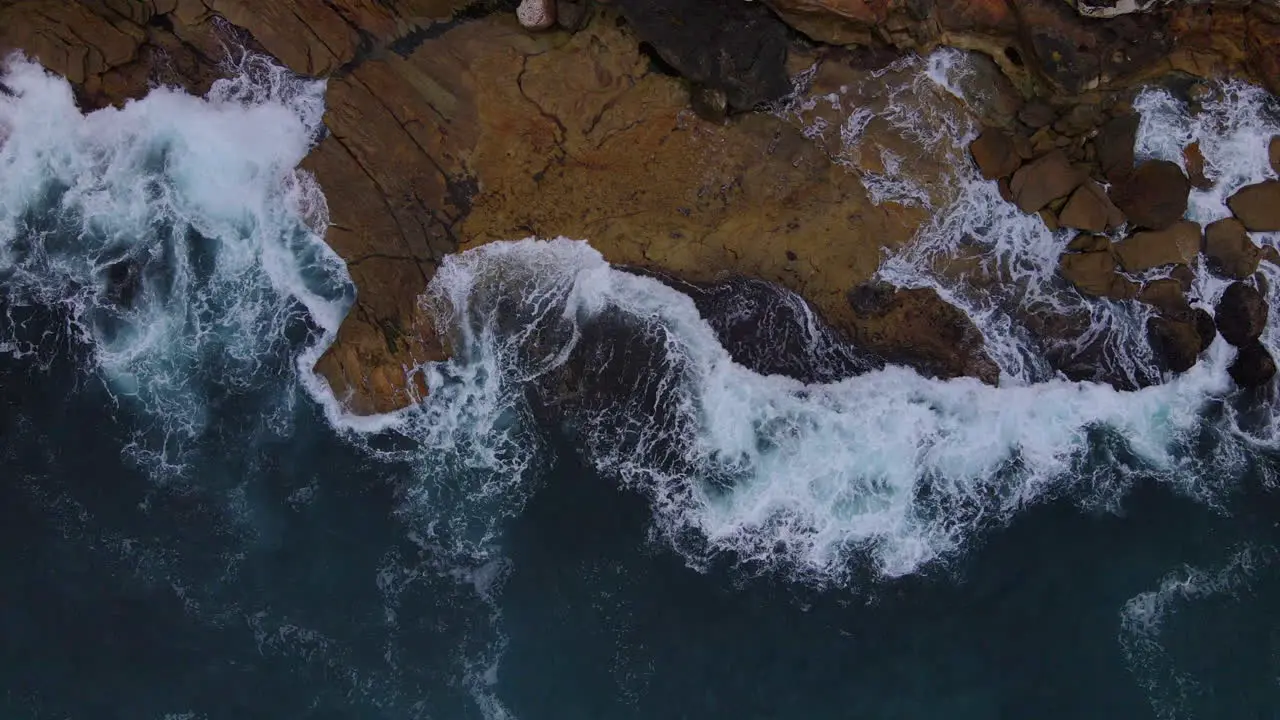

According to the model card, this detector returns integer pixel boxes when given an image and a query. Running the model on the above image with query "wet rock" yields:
[102,259,142,309]
[1018,100,1056,128]
[1183,142,1213,190]
[518,0,557,30]
[613,0,791,110]
[1203,217,1260,279]
[1146,313,1202,373]
[1113,221,1201,272]
[1109,160,1191,230]
[1094,114,1139,183]
[1059,248,1138,299]
[1229,341,1277,388]
[1215,281,1269,347]
[1271,136,1280,175]
[1139,278,1189,314]
[969,129,1021,180]
[846,282,1000,385]
[1067,233,1111,253]
[1058,180,1125,232]
[689,84,728,123]
[1194,307,1217,352]
[1227,180,1280,231]
[1010,150,1083,214]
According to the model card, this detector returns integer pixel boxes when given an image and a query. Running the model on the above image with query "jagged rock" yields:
[518,0,557,30]
[1203,217,1261,279]
[1059,248,1138,299]
[613,0,791,111]
[1114,221,1201,272]
[1094,113,1139,183]
[1271,136,1280,175]
[1076,0,1159,19]
[846,282,1000,384]
[1147,313,1202,373]
[1010,150,1083,213]
[1183,142,1213,190]
[1215,281,1269,347]
[1059,180,1125,232]
[1229,340,1277,388]
[1227,180,1280,231]
[1139,278,1189,313]
[969,129,1021,180]
[1110,160,1191,230]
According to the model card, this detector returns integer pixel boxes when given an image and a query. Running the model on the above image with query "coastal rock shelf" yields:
[4,0,1280,412]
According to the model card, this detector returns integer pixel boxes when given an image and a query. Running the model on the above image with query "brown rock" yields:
[847,282,1000,384]
[1053,102,1103,137]
[1139,278,1189,314]
[1194,307,1217,352]
[1059,180,1126,232]
[1113,221,1202,272]
[1067,234,1110,252]
[969,129,1021,180]
[1183,142,1213,190]
[1095,114,1139,183]
[1110,160,1191,230]
[1271,136,1280,176]
[1229,341,1277,388]
[1010,150,1083,214]
[1059,249,1138,299]
[1203,217,1261,279]
[1018,100,1056,128]
[1227,181,1280,231]
[1147,314,1203,373]
[1215,281,1269,347]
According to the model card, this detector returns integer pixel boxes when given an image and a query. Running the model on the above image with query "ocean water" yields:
[2,48,1279,720]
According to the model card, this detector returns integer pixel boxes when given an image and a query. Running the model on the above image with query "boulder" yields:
[1059,249,1138,299]
[1147,314,1202,373]
[1227,181,1280,231]
[1058,180,1126,232]
[1229,341,1277,388]
[1203,217,1261,279]
[1194,307,1217,352]
[1010,150,1083,214]
[1018,101,1056,128]
[517,0,557,30]
[969,129,1022,180]
[613,0,791,111]
[1183,142,1213,190]
[1109,160,1191,230]
[1067,233,1110,252]
[1215,281,1269,347]
[846,282,1001,385]
[1271,136,1280,176]
[1095,114,1139,183]
[1138,278,1189,313]
[1113,221,1201,272]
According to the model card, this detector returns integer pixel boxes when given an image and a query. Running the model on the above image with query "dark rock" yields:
[614,0,791,111]
[1010,149,1083,214]
[1147,314,1202,373]
[1229,341,1277,388]
[1203,217,1260,279]
[102,259,142,308]
[556,0,589,31]
[1095,113,1139,183]
[1227,181,1280,232]
[689,84,728,123]
[1215,281,1269,347]
[1053,102,1103,137]
[1018,100,1056,128]
[846,281,1000,384]
[969,129,1021,180]
[1139,278,1189,314]
[1113,221,1201,272]
[1059,180,1125,232]
[1194,307,1217,352]
[1271,136,1280,176]
[1109,160,1190,230]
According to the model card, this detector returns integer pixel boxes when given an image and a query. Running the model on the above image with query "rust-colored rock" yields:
[1113,220,1201,272]
[1227,180,1280,231]
[1059,180,1125,232]
[969,128,1021,179]
[1183,142,1213,190]
[1010,150,1082,214]
[1059,248,1138,299]
[1203,217,1261,279]
[1110,160,1191,231]
[846,281,1000,384]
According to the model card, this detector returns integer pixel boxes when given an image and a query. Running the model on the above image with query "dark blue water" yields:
[3,302,1279,720]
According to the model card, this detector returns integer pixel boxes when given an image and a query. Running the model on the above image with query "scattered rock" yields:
[1010,150,1083,214]
[969,129,1021,180]
[1215,281,1269,347]
[1095,114,1139,182]
[1059,180,1126,232]
[846,282,1000,384]
[1018,100,1056,128]
[690,84,728,122]
[1139,278,1189,313]
[1203,217,1261,279]
[1059,249,1138,299]
[1227,181,1280,231]
[1109,160,1190,230]
[1271,136,1280,176]
[517,0,557,29]
[1183,142,1212,190]
[1053,102,1104,136]
[1194,307,1217,352]
[1229,341,1277,388]
[1147,314,1202,373]
[1113,221,1201,272]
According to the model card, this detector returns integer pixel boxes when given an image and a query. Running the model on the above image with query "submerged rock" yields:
[1229,340,1277,388]
[1215,281,1269,347]
[1109,160,1190,231]
[1203,217,1261,279]
[1227,180,1280,231]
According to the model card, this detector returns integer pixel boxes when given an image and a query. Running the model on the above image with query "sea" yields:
[1,46,1279,720]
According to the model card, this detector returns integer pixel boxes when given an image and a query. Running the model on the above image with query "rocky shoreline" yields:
[3,0,1280,413]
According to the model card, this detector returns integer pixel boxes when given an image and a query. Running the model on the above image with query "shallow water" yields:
[2,51,1279,720]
